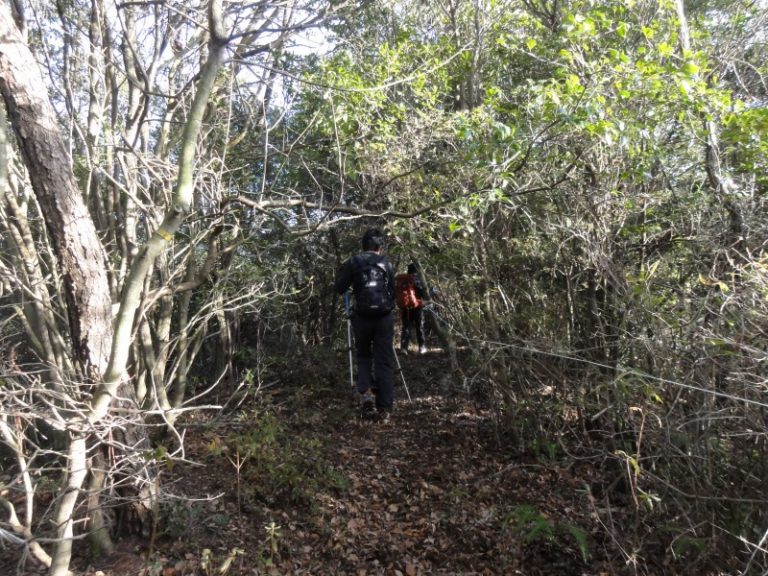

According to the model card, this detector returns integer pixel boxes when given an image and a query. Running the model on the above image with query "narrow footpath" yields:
[139,347,611,576]
[52,347,680,576]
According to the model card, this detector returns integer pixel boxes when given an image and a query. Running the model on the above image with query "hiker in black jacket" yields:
[335,229,396,417]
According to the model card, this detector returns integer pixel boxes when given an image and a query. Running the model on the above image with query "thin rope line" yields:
[466,337,768,410]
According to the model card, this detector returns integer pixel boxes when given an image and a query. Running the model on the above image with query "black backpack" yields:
[352,255,393,315]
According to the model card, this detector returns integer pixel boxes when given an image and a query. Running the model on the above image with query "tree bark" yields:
[0,3,112,377]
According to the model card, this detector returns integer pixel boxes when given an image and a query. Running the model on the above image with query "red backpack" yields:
[395,273,422,310]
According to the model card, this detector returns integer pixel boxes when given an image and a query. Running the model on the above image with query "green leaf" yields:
[546,87,561,105]
[563,524,590,562]
[581,18,596,36]
[527,519,555,542]
[494,122,512,139]
[658,42,674,57]
[682,61,700,75]
[565,74,582,95]
[526,38,537,50]
[698,273,730,292]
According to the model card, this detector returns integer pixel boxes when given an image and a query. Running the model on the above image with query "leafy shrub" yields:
[227,406,347,506]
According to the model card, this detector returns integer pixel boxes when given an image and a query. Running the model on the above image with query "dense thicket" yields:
[277,0,768,571]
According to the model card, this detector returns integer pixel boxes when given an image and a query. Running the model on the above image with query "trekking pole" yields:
[343,292,355,392]
[392,345,412,402]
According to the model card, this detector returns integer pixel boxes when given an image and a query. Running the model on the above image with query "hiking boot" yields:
[359,390,375,412]
[419,345,427,354]
[376,410,392,423]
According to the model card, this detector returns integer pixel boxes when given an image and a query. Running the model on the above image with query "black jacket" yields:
[409,273,426,303]
[336,251,396,313]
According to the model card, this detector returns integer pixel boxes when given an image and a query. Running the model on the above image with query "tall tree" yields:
[0,1,112,377]
[0,1,226,572]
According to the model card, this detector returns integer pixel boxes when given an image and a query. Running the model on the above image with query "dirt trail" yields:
[146,348,607,575]
[5,348,623,575]
[294,349,600,575]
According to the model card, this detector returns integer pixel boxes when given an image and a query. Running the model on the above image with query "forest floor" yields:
[5,346,731,575]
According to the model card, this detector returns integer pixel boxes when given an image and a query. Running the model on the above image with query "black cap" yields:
[362,229,384,251]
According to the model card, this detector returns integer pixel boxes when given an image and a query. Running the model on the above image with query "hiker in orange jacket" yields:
[396,263,427,354]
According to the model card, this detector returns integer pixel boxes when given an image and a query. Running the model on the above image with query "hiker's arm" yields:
[386,262,396,300]
[414,277,426,299]
[335,258,353,295]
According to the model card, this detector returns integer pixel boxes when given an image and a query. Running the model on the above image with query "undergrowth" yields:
[221,405,347,507]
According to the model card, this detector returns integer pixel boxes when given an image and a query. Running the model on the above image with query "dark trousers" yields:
[400,307,425,349]
[352,312,395,411]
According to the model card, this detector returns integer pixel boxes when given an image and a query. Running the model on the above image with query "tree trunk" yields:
[0,3,112,377]
[1,1,243,573]
[0,4,168,573]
